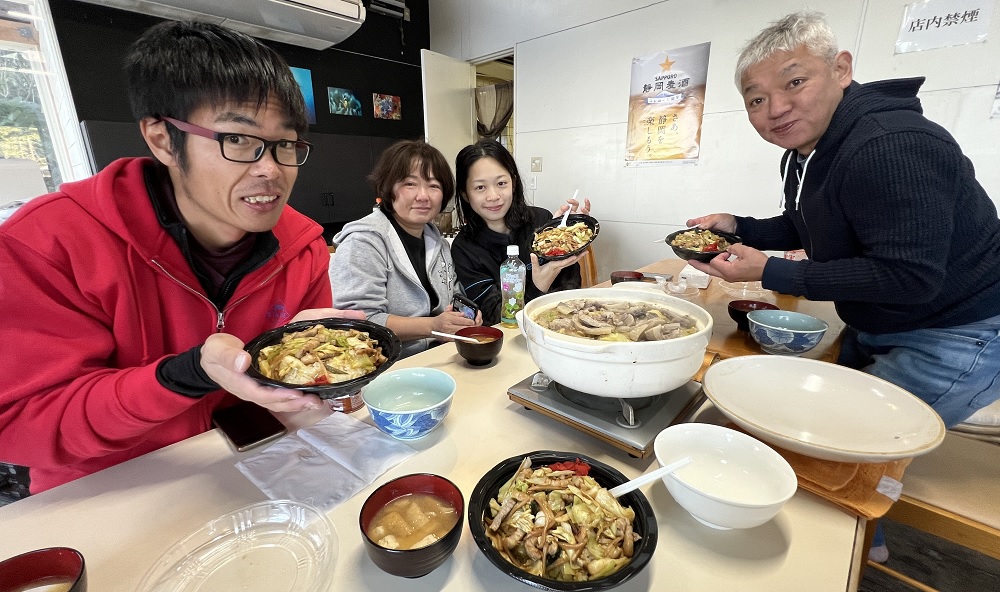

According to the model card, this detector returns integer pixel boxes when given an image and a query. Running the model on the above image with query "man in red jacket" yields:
[0,20,360,494]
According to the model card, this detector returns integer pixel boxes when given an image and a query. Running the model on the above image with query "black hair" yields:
[454,139,533,233]
[124,20,307,168]
[370,140,455,214]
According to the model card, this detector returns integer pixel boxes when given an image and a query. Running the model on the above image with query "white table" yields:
[0,327,865,591]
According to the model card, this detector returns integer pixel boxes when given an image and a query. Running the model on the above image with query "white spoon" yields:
[431,330,480,344]
[558,189,580,227]
[608,456,693,498]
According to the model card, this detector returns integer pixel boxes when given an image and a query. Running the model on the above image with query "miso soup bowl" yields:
[359,473,464,578]
[0,547,86,592]
[362,368,456,440]
[455,326,504,366]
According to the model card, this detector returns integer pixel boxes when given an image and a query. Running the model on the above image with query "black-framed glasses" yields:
[159,117,312,166]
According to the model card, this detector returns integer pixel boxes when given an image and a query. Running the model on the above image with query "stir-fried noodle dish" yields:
[484,457,641,582]
[256,324,388,386]
[532,222,594,258]
[532,299,699,342]
[670,229,731,252]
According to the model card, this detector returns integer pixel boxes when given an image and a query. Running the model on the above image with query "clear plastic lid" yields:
[506,245,519,256]
[139,500,338,592]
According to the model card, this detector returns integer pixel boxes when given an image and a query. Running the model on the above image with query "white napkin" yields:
[236,412,417,511]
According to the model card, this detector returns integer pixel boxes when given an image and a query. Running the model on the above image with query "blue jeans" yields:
[837,314,1000,429]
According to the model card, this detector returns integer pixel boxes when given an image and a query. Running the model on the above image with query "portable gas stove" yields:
[507,373,704,458]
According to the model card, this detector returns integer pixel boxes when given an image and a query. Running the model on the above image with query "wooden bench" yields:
[864,432,1000,591]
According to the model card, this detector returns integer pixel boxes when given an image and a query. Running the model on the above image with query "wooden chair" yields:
[578,245,598,288]
[863,432,1000,591]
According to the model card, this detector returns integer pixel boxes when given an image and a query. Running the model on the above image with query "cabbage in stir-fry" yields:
[485,457,640,582]
[670,228,731,252]
[532,222,594,257]
[257,324,387,386]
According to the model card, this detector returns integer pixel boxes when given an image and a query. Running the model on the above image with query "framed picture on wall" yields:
[328,87,363,116]
[373,93,401,120]
[290,67,317,124]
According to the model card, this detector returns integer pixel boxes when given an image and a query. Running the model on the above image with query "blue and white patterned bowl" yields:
[747,309,828,356]
[361,368,456,440]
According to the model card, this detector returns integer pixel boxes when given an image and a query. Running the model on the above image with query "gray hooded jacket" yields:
[331,209,458,357]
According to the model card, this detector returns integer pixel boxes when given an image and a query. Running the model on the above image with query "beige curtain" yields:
[475,81,513,140]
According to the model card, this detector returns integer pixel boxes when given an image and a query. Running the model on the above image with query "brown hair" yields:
[370,140,455,214]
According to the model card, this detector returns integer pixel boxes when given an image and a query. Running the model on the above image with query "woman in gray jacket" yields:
[331,140,480,357]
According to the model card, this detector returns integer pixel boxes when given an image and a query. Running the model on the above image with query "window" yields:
[1,0,89,198]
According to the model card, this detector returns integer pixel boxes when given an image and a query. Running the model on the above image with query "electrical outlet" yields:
[530,157,542,172]
[529,176,537,190]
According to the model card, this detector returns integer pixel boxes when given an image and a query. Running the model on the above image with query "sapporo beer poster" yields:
[625,42,710,166]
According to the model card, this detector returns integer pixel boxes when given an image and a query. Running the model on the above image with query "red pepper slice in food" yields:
[545,248,568,257]
[702,241,719,252]
[547,459,591,476]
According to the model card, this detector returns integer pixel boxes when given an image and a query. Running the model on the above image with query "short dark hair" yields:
[124,20,308,168]
[371,140,455,214]
[454,139,533,233]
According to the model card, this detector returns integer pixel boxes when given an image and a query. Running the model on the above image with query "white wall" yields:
[429,0,1000,279]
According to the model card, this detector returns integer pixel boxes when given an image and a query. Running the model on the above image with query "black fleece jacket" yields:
[452,206,581,326]
[736,77,1000,333]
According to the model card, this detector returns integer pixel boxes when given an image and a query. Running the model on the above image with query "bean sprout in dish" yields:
[670,229,731,252]
[257,324,388,386]
[532,222,594,258]
[484,457,640,582]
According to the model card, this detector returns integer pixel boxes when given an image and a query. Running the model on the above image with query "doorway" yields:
[474,55,514,151]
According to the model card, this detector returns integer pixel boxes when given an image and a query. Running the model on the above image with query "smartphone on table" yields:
[452,293,479,320]
[212,401,287,452]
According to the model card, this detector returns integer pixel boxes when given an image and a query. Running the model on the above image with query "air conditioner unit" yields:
[75,0,366,50]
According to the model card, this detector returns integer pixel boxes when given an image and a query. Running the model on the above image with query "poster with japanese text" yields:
[992,80,1000,119]
[895,0,992,54]
[625,42,710,167]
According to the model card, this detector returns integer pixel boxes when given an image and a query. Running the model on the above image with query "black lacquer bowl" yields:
[531,214,601,263]
[244,318,401,400]
[665,228,742,263]
[468,451,657,591]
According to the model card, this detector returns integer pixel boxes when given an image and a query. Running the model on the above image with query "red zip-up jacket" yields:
[0,158,332,493]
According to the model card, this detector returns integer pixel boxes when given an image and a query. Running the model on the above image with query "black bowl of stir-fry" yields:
[531,214,601,263]
[665,228,741,263]
[244,318,402,399]
[469,451,657,591]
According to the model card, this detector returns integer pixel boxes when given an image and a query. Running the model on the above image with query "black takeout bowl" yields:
[531,213,601,263]
[244,317,401,399]
[665,228,742,263]
[468,451,657,591]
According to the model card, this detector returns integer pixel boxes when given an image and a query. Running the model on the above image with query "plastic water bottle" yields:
[500,245,526,328]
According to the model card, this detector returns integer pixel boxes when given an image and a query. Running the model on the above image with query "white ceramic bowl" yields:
[653,423,797,530]
[361,368,456,440]
[702,356,946,462]
[519,287,713,397]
